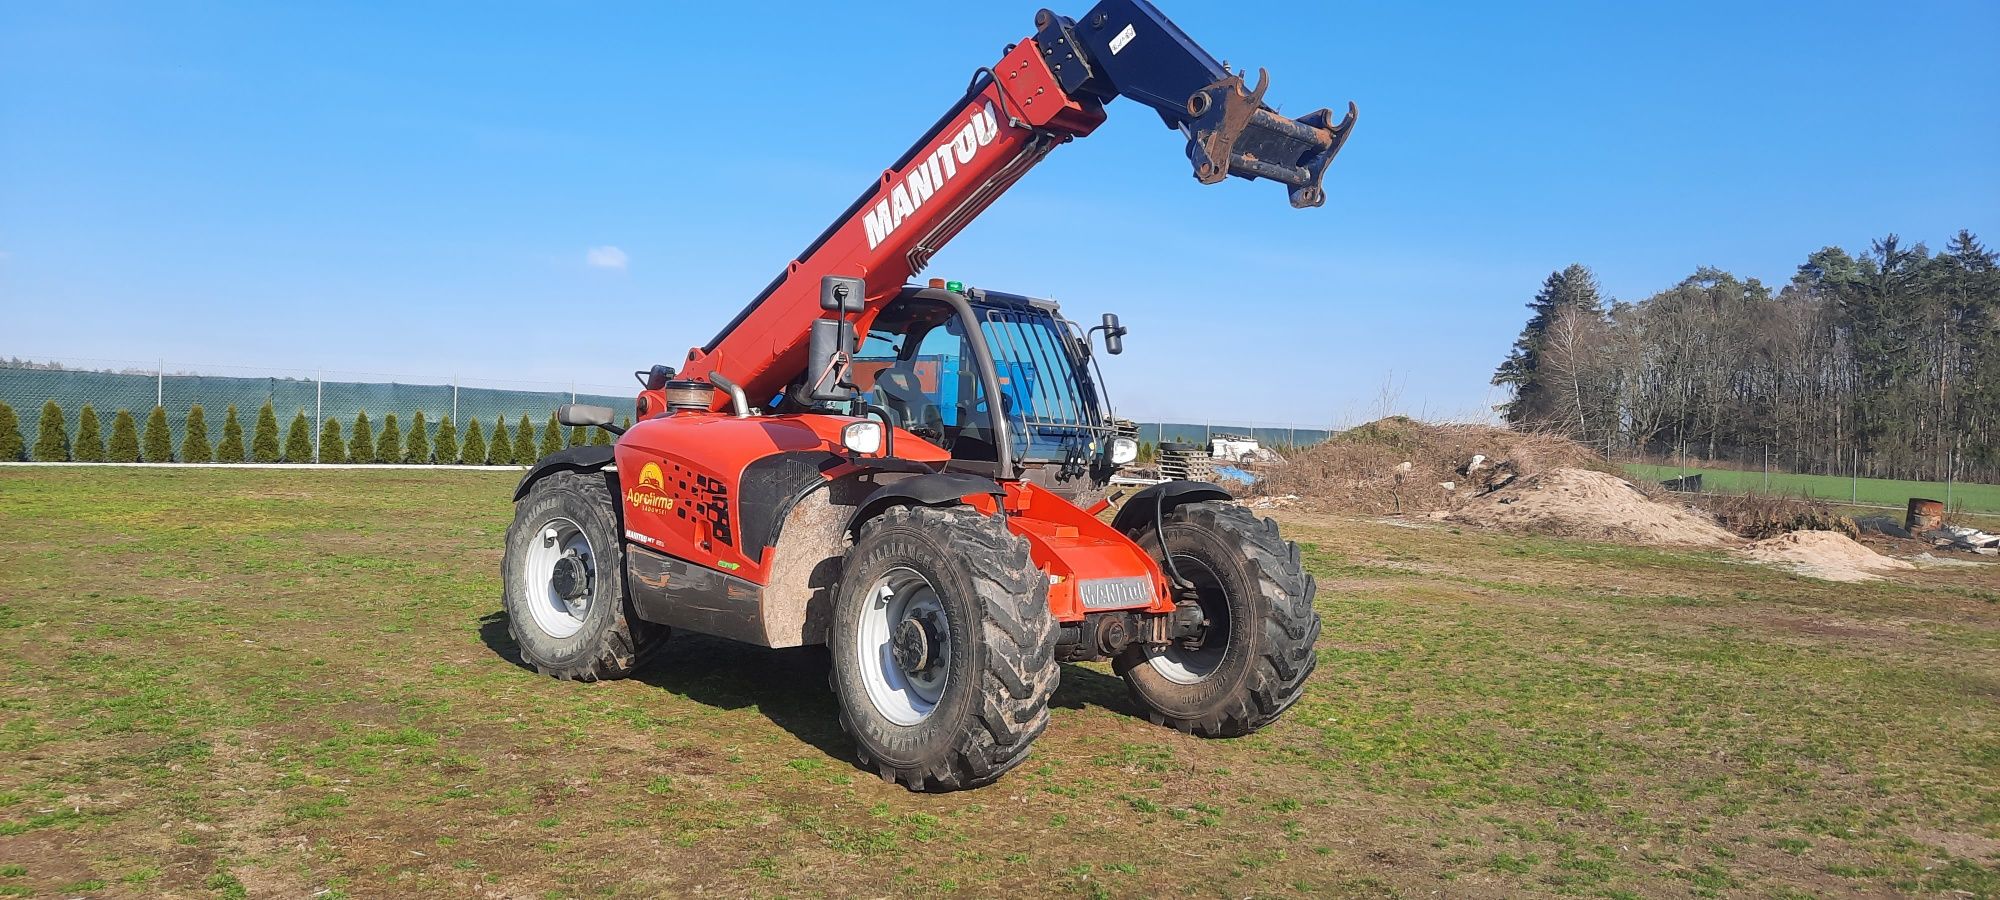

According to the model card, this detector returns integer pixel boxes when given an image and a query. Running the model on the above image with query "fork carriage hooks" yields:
[855,567,955,725]
[524,516,594,640]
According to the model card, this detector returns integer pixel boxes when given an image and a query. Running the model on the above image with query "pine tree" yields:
[251,400,281,463]
[1492,264,1606,427]
[217,405,247,463]
[73,405,105,462]
[459,417,485,464]
[284,411,313,462]
[319,418,348,464]
[512,415,535,463]
[376,413,402,464]
[108,410,140,462]
[589,422,611,446]
[569,424,588,447]
[181,404,214,462]
[350,411,376,464]
[486,419,513,466]
[406,411,430,463]
[0,401,22,461]
[32,400,70,461]
[143,406,173,462]
[434,417,458,465]
[250,400,282,464]
[539,412,564,458]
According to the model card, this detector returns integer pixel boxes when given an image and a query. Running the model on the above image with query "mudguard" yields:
[1109,480,1232,536]
[847,472,1005,533]
[513,445,617,501]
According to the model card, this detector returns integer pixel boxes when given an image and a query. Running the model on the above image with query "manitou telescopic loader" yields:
[503,0,1355,791]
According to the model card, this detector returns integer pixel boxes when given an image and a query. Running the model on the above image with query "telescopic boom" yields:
[679,0,1355,408]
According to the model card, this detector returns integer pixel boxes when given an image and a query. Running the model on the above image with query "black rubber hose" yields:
[1155,497,1189,590]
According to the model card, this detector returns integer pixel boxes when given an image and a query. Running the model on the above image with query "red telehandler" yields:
[503,0,1356,791]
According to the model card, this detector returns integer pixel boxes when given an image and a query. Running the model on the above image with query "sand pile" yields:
[1740,530,1916,582]
[1256,417,1608,515]
[1445,468,1739,547]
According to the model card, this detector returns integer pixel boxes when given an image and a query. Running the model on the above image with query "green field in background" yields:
[1625,463,2000,514]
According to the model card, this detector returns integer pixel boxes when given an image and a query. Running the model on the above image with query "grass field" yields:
[1624,463,2000,515]
[1,468,1996,898]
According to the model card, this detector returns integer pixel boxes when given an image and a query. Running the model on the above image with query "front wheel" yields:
[502,471,663,681]
[1114,501,1319,737]
[829,505,1057,792]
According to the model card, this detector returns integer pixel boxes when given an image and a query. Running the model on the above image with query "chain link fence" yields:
[1,356,1340,464]
[0,357,634,463]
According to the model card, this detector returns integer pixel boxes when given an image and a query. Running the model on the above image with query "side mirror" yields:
[558,403,624,434]
[805,318,857,402]
[821,274,865,312]
[635,364,675,391]
[1100,313,1127,355]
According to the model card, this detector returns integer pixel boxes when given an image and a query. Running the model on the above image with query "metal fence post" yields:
[155,359,163,408]
[1947,447,1956,509]
[314,373,323,463]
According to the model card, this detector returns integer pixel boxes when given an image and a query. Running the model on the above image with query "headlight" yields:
[842,421,883,455]
[1109,437,1138,466]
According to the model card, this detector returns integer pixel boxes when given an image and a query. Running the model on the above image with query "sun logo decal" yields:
[625,461,675,513]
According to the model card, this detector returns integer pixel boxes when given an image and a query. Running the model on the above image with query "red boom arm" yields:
[679,40,1106,407]
[677,1,1354,409]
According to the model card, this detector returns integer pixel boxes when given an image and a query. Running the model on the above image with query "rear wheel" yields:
[503,471,662,680]
[1115,501,1319,736]
[830,505,1057,791]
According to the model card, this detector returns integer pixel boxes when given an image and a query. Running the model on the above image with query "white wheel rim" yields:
[1147,554,1227,686]
[524,517,592,640]
[854,567,951,726]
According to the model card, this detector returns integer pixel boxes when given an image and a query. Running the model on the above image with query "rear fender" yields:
[514,445,618,501]
[1108,480,1232,536]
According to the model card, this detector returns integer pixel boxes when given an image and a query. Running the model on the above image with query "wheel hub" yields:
[551,551,589,608]
[890,612,942,675]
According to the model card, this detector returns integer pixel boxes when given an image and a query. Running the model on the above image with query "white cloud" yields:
[585,246,628,270]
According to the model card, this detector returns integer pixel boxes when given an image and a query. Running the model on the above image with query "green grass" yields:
[1625,462,2000,514]
[1,467,1995,897]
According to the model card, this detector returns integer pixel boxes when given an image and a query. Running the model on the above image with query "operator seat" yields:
[875,365,940,433]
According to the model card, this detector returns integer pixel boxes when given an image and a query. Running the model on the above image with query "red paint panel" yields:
[1002,481,1171,622]
[678,38,1105,409]
[615,412,948,584]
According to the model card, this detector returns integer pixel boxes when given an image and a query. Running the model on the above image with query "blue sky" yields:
[4,1,1996,427]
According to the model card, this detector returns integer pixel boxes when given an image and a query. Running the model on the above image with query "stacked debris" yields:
[1929,525,2000,554]
[1156,442,1214,482]
[1857,516,2000,555]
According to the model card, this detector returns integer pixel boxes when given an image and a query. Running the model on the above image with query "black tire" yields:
[829,505,1057,792]
[503,471,663,681]
[1114,500,1319,737]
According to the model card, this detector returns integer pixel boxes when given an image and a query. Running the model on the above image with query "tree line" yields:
[1494,230,1999,484]
[0,399,624,464]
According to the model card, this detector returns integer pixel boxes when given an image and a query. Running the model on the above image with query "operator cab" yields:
[844,284,1130,495]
